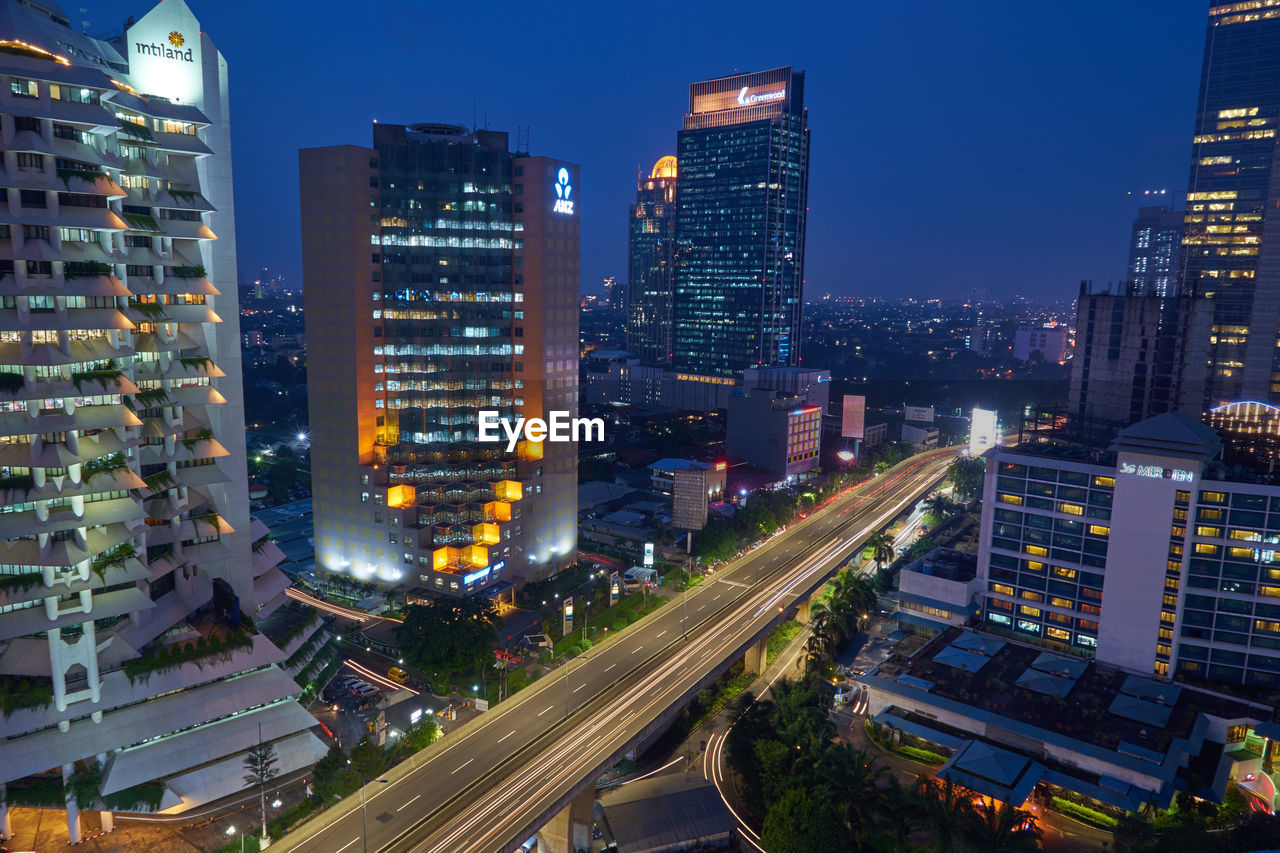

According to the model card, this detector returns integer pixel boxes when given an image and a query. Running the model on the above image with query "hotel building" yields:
[978,413,1280,690]
[302,124,579,598]
[0,0,323,842]
[673,67,809,377]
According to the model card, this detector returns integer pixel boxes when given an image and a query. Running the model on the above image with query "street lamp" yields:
[226,825,244,853]
[346,764,389,853]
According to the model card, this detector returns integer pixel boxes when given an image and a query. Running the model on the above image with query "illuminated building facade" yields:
[1127,205,1184,298]
[0,0,323,841]
[1208,400,1280,466]
[726,388,821,477]
[626,156,677,365]
[1182,3,1280,408]
[302,124,578,597]
[978,413,1280,690]
[673,67,809,377]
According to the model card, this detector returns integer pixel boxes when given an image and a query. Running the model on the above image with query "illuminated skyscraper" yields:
[0,0,324,841]
[626,155,677,364]
[302,124,579,598]
[1127,204,1183,297]
[1182,2,1280,408]
[673,67,809,377]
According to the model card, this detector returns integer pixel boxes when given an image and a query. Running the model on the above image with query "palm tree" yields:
[925,494,955,522]
[965,798,1042,852]
[865,530,895,571]
[912,777,976,853]
[817,744,886,833]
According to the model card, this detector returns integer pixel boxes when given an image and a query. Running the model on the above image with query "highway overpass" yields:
[274,447,956,853]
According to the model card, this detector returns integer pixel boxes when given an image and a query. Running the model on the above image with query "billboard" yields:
[969,408,999,455]
[841,395,866,439]
[643,542,655,567]
[904,405,935,424]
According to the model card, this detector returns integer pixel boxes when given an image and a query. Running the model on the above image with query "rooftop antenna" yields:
[80,8,89,33]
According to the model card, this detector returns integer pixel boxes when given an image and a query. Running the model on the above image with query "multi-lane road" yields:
[274,448,956,853]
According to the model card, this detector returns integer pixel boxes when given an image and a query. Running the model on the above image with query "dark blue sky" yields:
[96,0,1210,299]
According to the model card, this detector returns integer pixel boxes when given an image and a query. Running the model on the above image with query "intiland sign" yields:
[135,30,193,62]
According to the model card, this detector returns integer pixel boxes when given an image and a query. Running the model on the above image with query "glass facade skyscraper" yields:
[673,67,809,377]
[1127,204,1183,297]
[1182,3,1280,408]
[627,155,678,364]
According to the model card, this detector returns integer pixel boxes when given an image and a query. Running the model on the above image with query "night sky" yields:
[90,0,1211,299]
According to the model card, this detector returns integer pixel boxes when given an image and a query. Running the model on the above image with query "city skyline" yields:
[81,0,1207,300]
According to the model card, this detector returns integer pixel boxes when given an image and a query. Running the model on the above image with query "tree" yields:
[348,735,385,780]
[924,493,955,522]
[864,530,895,571]
[693,519,738,565]
[948,457,985,501]
[243,730,280,844]
[312,745,359,802]
[401,718,441,751]
[912,777,976,853]
[395,596,501,685]
[760,787,852,853]
[965,797,1041,852]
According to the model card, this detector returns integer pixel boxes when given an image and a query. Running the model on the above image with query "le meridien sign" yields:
[1119,461,1195,483]
[737,86,785,106]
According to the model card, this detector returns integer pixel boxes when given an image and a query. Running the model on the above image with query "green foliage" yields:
[91,542,136,582]
[63,259,112,277]
[129,300,170,321]
[0,473,35,494]
[132,387,171,408]
[348,735,386,780]
[267,797,320,840]
[217,836,261,853]
[1052,796,1118,829]
[67,762,102,809]
[179,355,213,371]
[171,264,207,278]
[142,469,177,492]
[100,782,165,812]
[116,116,154,140]
[122,212,160,232]
[123,630,253,682]
[400,718,442,751]
[169,188,200,204]
[311,745,359,803]
[804,571,880,673]
[243,738,280,791]
[0,571,43,596]
[0,372,23,393]
[72,369,124,393]
[278,605,320,647]
[0,675,54,716]
[5,775,64,807]
[894,744,947,765]
[395,597,500,684]
[82,450,128,480]
[948,456,985,501]
[761,787,853,853]
[56,169,105,188]
[766,620,802,658]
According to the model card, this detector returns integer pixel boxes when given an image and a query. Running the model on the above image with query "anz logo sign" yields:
[553,167,574,215]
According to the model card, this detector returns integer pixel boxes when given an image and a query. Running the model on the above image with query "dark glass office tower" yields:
[1182,3,1280,407]
[1127,204,1183,297]
[673,67,809,377]
[627,155,678,364]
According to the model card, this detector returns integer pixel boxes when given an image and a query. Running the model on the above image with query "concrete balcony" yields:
[0,585,152,643]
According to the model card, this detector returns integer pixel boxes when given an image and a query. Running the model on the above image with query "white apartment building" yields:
[0,0,324,842]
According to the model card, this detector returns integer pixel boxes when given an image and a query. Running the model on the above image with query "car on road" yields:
[388,666,409,685]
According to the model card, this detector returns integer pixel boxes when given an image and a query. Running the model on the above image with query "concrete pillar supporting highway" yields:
[63,762,81,845]
[0,783,10,839]
[743,637,769,676]
[537,786,595,853]
[796,598,811,625]
[99,810,114,832]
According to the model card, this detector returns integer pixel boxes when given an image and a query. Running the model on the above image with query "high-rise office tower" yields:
[673,67,809,377]
[302,124,579,598]
[1127,204,1184,297]
[1182,3,1280,408]
[626,156,678,365]
[0,0,322,841]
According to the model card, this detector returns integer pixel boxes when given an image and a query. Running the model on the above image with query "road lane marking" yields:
[397,794,422,811]
[336,839,359,853]
[573,683,586,693]
[604,663,616,672]
[498,730,516,743]
[451,758,474,774]
[697,605,706,612]
[657,630,667,638]
[538,705,554,716]
[713,594,722,600]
